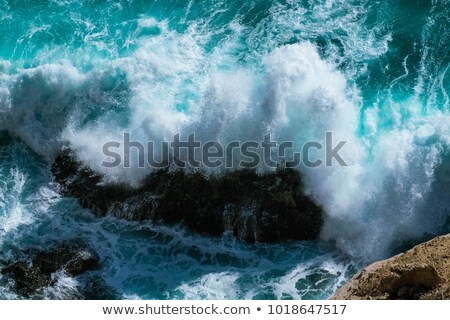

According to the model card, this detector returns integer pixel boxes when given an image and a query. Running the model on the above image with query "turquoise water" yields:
[0,0,449,299]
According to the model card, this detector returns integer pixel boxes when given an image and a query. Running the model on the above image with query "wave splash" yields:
[0,0,450,298]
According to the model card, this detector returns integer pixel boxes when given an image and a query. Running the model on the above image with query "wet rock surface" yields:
[1,243,100,297]
[51,148,324,243]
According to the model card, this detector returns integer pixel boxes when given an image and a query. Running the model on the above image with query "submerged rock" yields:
[331,234,450,300]
[80,277,120,300]
[51,148,324,242]
[1,243,99,297]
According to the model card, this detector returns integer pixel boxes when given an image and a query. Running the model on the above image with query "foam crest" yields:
[0,63,85,156]
[0,0,449,266]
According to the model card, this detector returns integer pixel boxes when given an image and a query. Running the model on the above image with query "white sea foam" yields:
[176,272,240,299]
[0,0,448,268]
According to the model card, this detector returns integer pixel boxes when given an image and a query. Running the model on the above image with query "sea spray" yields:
[0,0,449,299]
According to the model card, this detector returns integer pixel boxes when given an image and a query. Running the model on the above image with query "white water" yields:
[1,0,450,299]
[1,17,449,262]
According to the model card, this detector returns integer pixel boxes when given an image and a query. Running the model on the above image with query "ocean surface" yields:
[0,0,449,299]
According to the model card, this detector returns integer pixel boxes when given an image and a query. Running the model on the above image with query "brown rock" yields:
[331,234,450,300]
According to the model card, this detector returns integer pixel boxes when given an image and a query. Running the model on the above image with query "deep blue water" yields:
[0,0,449,299]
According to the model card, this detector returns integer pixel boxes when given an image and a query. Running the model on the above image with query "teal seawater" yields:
[0,0,449,299]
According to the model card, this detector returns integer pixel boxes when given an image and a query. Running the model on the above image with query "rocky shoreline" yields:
[332,234,450,300]
[5,147,448,300]
[1,147,326,298]
[51,148,324,243]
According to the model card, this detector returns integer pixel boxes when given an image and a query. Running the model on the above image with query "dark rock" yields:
[1,243,100,297]
[51,148,324,243]
[52,149,132,215]
[110,193,158,221]
[1,261,49,297]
